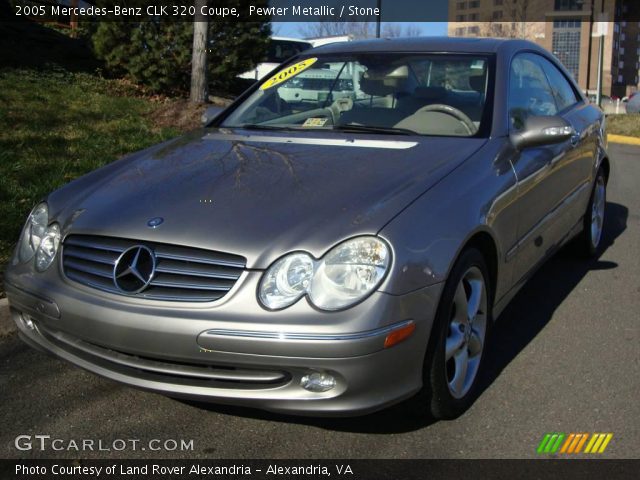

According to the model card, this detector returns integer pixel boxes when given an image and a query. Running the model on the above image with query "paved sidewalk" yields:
[0,298,15,338]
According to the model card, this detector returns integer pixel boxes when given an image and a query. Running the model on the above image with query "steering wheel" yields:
[416,104,477,135]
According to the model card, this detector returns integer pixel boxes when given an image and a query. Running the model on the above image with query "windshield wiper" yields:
[239,124,301,131]
[333,124,417,136]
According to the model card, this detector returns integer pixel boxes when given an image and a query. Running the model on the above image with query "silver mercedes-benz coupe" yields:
[6,38,609,418]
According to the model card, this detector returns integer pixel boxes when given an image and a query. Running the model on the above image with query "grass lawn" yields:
[606,113,640,138]
[0,69,183,266]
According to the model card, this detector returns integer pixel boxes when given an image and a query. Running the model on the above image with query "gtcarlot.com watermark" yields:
[15,435,194,452]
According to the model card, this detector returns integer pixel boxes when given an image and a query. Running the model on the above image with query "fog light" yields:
[301,372,336,393]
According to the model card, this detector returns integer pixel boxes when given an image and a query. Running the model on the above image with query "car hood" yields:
[50,128,485,268]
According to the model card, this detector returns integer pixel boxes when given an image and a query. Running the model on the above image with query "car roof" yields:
[311,36,541,55]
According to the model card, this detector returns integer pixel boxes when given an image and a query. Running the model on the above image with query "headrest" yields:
[359,78,396,97]
[469,75,486,93]
[413,86,447,100]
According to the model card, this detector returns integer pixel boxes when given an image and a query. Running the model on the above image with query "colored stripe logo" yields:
[537,433,613,454]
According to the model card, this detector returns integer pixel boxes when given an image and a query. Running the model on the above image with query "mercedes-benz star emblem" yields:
[113,246,156,293]
[147,217,164,228]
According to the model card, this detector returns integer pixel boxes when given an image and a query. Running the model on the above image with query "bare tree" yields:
[476,21,544,39]
[382,23,423,38]
[475,0,543,39]
[403,24,423,38]
[382,23,402,38]
[298,21,373,39]
[190,0,208,104]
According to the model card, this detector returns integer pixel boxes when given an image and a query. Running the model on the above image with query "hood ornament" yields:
[147,217,164,228]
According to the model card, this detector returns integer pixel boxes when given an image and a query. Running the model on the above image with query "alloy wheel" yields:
[445,266,487,399]
[591,176,606,249]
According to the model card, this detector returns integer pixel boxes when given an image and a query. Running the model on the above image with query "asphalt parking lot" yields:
[1,143,638,460]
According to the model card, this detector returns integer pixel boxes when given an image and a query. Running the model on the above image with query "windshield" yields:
[223,53,492,137]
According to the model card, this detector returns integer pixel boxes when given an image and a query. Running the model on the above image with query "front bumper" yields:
[5,267,443,416]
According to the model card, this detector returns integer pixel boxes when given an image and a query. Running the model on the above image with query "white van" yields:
[239,37,313,81]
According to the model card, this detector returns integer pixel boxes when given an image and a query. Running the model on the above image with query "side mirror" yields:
[201,106,225,126]
[510,115,576,151]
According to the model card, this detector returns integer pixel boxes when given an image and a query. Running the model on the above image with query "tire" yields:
[417,248,492,419]
[577,168,607,257]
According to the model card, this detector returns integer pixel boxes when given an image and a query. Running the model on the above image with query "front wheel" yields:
[420,248,492,419]
[577,168,607,257]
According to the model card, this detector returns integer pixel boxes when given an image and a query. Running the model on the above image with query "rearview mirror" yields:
[201,106,225,126]
[510,115,575,150]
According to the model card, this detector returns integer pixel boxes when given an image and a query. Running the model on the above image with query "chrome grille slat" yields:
[155,259,241,280]
[62,235,246,302]
[140,288,227,302]
[64,257,113,279]
[65,235,128,252]
[154,249,245,268]
[66,269,116,291]
[64,245,117,265]
[151,273,236,291]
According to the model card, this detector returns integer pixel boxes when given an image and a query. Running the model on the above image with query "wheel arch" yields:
[455,229,500,315]
[599,156,610,183]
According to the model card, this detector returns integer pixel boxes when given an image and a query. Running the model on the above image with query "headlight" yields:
[309,237,390,310]
[35,223,61,272]
[258,253,315,310]
[259,237,390,311]
[17,203,49,263]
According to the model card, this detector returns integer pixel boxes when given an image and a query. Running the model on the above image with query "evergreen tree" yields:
[92,0,270,95]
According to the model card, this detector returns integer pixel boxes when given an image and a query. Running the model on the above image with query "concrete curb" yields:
[608,134,640,146]
[0,298,16,338]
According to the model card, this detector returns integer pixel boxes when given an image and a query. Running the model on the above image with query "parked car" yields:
[238,36,313,82]
[625,93,640,113]
[586,94,624,114]
[6,38,609,418]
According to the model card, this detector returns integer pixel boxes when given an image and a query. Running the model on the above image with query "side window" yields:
[537,57,579,111]
[509,54,558,130]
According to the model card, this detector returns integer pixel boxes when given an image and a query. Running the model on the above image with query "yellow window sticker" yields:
[302,117,329,127]
[260,58,318,90]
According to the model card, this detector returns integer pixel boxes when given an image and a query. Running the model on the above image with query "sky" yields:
[273,22,448,39]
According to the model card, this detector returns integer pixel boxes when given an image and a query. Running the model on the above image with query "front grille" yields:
[62,235,246,302]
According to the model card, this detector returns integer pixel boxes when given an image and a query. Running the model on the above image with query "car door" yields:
[536,55,596,231]
[507,53,575,284]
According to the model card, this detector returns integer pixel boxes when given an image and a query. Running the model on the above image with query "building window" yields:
[554,0,583,10]
[494,0,503,5]
[468,26,480,35]
[469,13,479,20]
[455,27,466,36]
[493,10,504,19]
[553,19,580,28]
[456,14,466,21]
[469,0,480,8]
[457,1,467,9]
[552,18,581,81]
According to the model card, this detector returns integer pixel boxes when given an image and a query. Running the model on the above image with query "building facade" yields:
[448,0,640,98]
